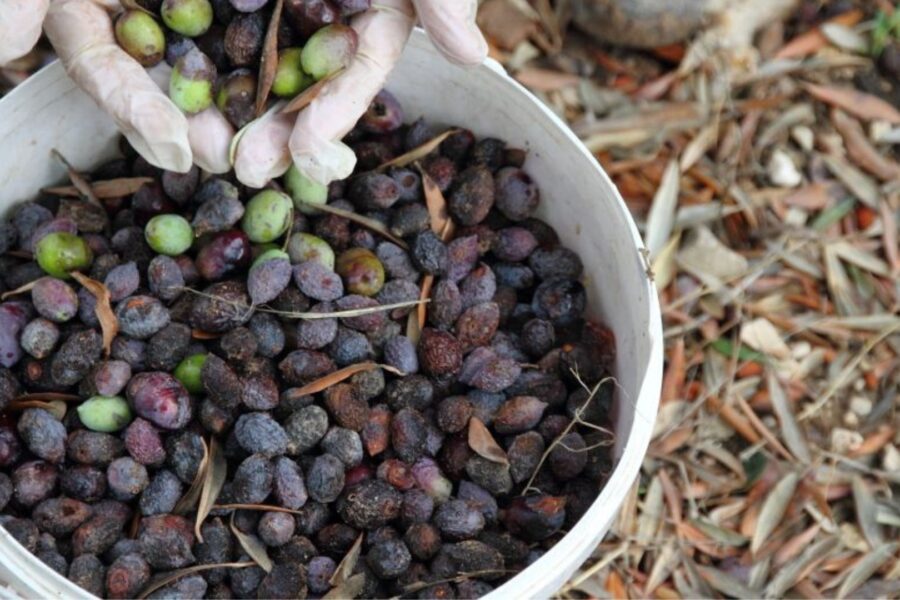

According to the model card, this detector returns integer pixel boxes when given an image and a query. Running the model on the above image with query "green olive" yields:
[285,165,328,214]
[287,233,335,269]
[272,48,313,98]
[300,24,358,80]
[242,190,293,243]
[336,248,385,297]
[115,10,166,67]
[174,353,207,394]
[145,214,194,256]
[161,0,214,37]
[170,47,216,114]
[77,396,132,432]
[35,233,93,279]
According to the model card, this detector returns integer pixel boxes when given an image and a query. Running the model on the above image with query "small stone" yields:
[830,427,863,454]
[849,396,872,417]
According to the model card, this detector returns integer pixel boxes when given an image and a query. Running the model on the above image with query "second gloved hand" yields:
[0,0,486,188]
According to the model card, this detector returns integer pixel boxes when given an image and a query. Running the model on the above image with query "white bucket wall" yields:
[0,30,662,600]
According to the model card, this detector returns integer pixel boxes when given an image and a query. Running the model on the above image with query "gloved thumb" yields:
[0,0,50,67]
[44,0,193,173]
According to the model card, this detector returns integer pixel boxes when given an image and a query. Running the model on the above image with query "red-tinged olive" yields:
[195,230,252,281]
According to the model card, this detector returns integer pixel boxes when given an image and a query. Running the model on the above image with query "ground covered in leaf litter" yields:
[478,0,899,598]
[4,2,899,597]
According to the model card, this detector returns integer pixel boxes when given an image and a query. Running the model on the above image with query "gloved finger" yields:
[0,0,50,67]
[287,0,416,185]
[44,0,193,173]
[233,105,296,189]
[413,0,487,66]
[148,62,234,174]
[187,108,234,174]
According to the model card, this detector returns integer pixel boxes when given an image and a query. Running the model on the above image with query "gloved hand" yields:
[0,0,486,187]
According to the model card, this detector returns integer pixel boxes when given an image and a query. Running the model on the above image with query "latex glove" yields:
[0,0,485,187]
[235,0,487,187]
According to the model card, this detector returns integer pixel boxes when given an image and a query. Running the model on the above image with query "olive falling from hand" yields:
[0,87,617,599]
[113,0,361,122]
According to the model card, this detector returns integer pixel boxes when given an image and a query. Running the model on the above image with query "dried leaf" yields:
[279,69,342,114]
[468,417,509,465]
[0,280,37,300]
[7,399,66,420]
[678,226,748,288]
[477,0,539,50]
[820,22,868,53]
[837,542,899,599]
[765,536,840,598]
[767,372,811,464]
[51,149,101,206]
[261,299,425,320]
[644,540,678,595]
[680,123,718,173]
[697,565,758,598]
[774,9,863,58]
[330,533,364,587]
[192,329,222,340]
[195,437,226,542]
[42,177,153,199]
[291,362,403,396]
[832,109,900,181]
[644,159,680,259]
[173,438,209,515]
[803,82,900,124]
[740,318,790,359]
[323,573,365,599]
[635,476,663,548]
[418,167,452,236]
[514,68,580,91]
[751,471,799,553]
[852,476,883,549]
[136,562,255,599]
[255,0,284,117]
[406,308,421,344]
[14,392,80,403]
[830,241,891,277]
[378,130,457,171]
[296,201,408,248]
[417,274,435,333]
[230,513,273,573]
[822,153,879,208]
[689,519,749,547]
[212,504,304,514]
[70,271,119,357]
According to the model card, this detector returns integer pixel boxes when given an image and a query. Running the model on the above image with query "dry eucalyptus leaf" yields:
[51,149,101,206]
[7,399,66,420]
[329,533,364,587]
[803,82,900,124]
[195,437,226,542]
[173,438,210,515]
[291,362,402,396]
[0,280,37,301]
[255,0,284,117]
[323,573,365,599]
[280,69,342,114]
[468,417,509,465]
[297,201,408,248]
[70,271,119,357]
[43,177,154,199]
[230,513,273,573]
[136,562,255,599]
[751,471,799,554]
[378,130,457,171]
[418,167,452,236]
[212,503,304,514]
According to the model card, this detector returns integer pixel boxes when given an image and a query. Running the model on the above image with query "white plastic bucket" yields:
[0,29,662,600]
